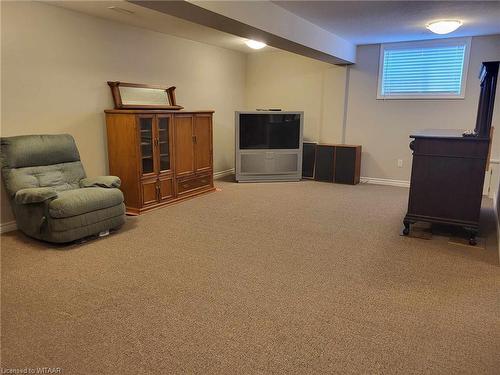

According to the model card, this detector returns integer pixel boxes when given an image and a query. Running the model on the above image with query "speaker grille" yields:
[240,152,299,174]
[302,143,316,178]
[275,154,298,172]
[315,146,334,182]
[335,147,356,184]
[240,154,266,173]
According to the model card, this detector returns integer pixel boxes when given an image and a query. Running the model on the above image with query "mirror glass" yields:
[119,86,169,106]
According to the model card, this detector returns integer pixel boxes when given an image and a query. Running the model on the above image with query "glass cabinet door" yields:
[157,116,171,172]
[139,116,154,175]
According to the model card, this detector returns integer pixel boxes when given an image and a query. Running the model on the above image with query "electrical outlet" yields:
[397,159,403,168]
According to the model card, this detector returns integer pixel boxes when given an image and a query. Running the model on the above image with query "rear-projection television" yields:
[235,111,303,182]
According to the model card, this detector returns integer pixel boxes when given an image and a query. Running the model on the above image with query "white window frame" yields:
[377,37,471,100]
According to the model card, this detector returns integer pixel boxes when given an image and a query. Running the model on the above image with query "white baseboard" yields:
[0,220,17,234]
[214,168,235,179]
[360,177,410,188]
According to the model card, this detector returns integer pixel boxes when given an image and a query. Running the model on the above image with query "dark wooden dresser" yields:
[403,61,499,245]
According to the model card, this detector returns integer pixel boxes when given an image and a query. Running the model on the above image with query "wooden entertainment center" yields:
[105,110,215,215]
[104,82,215,215]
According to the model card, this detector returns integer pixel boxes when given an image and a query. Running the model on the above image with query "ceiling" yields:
[51,0,500,64]
[52,1,276,53]
[274,1,500,45]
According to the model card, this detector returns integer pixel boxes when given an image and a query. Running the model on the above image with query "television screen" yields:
[239,113,301,149]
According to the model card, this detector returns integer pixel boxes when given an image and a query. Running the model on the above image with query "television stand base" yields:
[236,176,301,183]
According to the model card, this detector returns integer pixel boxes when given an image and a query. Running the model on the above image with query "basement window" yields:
[377,38,471,99]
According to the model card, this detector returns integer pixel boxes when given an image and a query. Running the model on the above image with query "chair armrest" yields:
[15,187,58,204]
[80,176,121,189]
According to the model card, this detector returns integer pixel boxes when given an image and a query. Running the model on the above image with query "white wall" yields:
[345,35,500,185]
[245,37,500,196]
[245,51,347,144]
[1,1,246,225]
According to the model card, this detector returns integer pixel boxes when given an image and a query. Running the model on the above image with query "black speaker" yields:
[334,146,356,184]
[335,146,361,184]
[314,145,335,182]
[302,142,316,179]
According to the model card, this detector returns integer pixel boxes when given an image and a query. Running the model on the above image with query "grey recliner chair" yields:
[1,134,125,243]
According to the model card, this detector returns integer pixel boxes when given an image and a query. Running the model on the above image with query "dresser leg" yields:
[465,227,478,246]
[402,220,411,235]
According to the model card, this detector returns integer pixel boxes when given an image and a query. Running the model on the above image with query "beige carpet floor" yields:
[1,178,499,374]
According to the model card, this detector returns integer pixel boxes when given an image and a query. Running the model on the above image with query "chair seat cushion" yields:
[48,204,125,232]
[49,187,124,218]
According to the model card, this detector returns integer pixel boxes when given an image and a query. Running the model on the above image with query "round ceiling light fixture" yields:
[245,40,267,49]
[426,20,462,34]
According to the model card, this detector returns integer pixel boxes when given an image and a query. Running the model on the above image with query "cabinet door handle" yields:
[192,135,197,144]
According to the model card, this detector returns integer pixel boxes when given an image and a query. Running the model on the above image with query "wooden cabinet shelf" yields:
[105,110,215,214]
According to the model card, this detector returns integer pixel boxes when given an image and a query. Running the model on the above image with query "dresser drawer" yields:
[176,174,212,195]
[413,138,489,159]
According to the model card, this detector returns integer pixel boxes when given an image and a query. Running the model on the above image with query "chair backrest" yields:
[0,134,86,196]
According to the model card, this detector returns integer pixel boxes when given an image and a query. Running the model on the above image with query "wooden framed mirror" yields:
[107,81,183,110]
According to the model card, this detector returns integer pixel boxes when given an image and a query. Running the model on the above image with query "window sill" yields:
[376,95,465,100]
